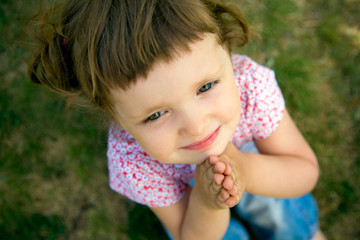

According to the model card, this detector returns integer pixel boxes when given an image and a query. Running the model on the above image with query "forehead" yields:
[110,34,230,122]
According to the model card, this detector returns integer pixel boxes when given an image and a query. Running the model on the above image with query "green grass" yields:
[1,0,359,239]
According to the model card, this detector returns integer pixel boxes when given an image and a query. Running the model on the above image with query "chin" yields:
[204,143,228,159]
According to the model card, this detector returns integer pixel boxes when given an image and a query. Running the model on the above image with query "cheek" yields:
[135,127,175,160]
[216,86,241,121]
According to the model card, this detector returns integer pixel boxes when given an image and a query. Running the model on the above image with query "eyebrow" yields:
[193,63,225,90]
[129,62,226,122]
[129,104,166,121]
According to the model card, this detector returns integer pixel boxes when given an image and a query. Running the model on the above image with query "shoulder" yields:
[231,54,285,140]
[231,54,275,83]
[107,122,146,160]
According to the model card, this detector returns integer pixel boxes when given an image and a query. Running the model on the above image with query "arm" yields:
[151,186,230,240]
[224,109,319,198]
[150,159,239,240]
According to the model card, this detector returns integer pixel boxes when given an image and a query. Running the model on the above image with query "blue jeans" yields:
[223,192,319,240]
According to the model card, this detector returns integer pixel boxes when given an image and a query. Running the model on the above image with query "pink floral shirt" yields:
[107,55,285,207]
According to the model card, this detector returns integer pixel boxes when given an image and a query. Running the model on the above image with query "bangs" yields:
[96,0,220,90]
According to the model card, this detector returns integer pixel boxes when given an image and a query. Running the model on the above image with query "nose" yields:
[178,107,208,137]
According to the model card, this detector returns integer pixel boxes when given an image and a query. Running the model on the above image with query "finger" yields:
[202,158,212,170]
[228,185,238,196]
[209,155,220,164]
[213,173,225,185]
[201,160,214,180]
[214,161,226,173]
[220,188,230,200]
[210,180,222,193]
[225,196,238,208]
[223,163,232,175]
[223,175,234,190]
[196,160,211,177]
[216,195,228,209]
[205,166,214,180]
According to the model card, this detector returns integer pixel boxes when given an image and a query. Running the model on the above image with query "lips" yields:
[181,126,221,151]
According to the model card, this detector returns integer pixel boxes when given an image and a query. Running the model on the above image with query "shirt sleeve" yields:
[234,55,285,140]
[107,123,194,207]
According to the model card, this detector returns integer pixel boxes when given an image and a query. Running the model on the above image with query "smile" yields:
[181,126,221,151]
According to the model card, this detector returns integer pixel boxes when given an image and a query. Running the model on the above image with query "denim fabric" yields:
[222,217,250,240]
[233,192,319,240]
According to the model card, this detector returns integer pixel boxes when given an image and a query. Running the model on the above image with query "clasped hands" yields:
[194,142,245,209]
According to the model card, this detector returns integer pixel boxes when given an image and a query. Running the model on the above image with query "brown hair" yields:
[28,0,249,120]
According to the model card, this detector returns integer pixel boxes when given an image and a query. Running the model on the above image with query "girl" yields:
[28,0,325,239]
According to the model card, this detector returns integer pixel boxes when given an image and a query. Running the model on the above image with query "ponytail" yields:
[28,7,80,99]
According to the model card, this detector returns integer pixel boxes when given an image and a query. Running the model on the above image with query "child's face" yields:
[111,34,241,165]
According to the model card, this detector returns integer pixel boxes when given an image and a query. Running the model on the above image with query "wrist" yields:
[183,189,231,240]
[237,151,249,192]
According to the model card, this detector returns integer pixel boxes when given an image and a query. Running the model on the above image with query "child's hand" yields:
[216,142,247,205]
[194,156,240,209]
[209,155,241,208]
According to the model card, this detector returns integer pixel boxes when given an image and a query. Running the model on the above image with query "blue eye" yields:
[144,111,165,123]
[198,81,215,94]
